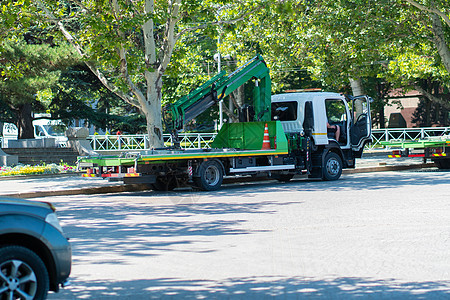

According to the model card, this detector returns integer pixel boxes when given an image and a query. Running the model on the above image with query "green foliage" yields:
[3,0,449,133]
[0,36,77,124]
[50,64,147,133]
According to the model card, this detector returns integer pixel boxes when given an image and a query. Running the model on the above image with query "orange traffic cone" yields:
[262,123,271,150]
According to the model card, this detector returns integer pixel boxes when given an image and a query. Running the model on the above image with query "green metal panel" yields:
[380,140,449,149]
[215,55,271,122]
[211,121,288,151]
[80,157,135,166]
[164,55,271,131]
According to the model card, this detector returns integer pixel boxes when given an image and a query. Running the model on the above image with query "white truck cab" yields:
[271,92,371,152]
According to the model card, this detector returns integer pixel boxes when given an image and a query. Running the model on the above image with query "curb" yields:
[3,183,153,199]
[343,163,436,174]
[2,163,438,199]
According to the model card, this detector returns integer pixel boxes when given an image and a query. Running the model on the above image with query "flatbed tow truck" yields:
[79,55,373,191]
[381,136,450,169]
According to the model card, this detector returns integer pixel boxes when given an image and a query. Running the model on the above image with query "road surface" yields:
[47,169,450,299]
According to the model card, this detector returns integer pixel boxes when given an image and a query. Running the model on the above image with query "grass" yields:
[0,163,76,177]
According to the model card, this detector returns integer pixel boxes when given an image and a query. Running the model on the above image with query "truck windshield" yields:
[271,102,298,121]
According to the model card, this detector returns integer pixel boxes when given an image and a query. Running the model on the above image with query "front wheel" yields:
[194,160,224,191]
[322,152,342,181]
[0,245,50,300]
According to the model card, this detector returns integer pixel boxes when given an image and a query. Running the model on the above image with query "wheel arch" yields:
[194,158,225,177]
[324,141,345,162]
[0,233,58,291]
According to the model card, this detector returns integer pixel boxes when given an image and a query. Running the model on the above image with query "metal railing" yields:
[1,127,448,151]
[87,127,450,151]
[89,133,218,151]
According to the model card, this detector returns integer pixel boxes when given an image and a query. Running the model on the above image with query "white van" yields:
[2,119,68,147]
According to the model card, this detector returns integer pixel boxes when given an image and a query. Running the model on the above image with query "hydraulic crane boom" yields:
[163,54,271,132]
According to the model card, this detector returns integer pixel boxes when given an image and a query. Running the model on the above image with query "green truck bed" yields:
[380,138,450,149]
[79,121,290,167]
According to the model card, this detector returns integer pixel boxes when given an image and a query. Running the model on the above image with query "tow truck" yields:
[79,55,373,191]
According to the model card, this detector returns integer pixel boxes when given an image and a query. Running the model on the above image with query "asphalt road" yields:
[47,169,450,299]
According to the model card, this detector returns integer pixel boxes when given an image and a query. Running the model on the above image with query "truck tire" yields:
[152,176,177,191]
[274,173,294,182]
[322,152,342,181]
[433,159,450,169]
[194,160,224,191]
[0,245,49,300]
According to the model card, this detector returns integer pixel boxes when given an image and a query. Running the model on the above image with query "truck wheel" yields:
[275,174,294,182]
[0,245,49,300]
[152,176,177,191]
[322,152,342,181]
[433,159,450,169]
[194,160,224,191]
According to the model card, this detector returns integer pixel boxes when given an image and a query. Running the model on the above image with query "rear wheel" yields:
[152,176,178,191]
[433,159,450,169]
[194,160,224,191]
[0,246,49,300]
[274,173,294,182]
[322,152,342,181]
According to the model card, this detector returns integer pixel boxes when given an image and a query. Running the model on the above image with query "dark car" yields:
[0,197,71,299]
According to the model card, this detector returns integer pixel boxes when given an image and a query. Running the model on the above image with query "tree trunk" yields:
[431,14,450,74]
[144,71,164,148]
[233,85,245,107]
[379,106,385,129]
[17,103,34,139]
[349,78,365,96]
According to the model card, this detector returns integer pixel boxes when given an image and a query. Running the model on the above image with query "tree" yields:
[50,64,147,133]
[217,0,449,126]
[0,36,76,138]
[31,0,264,147]
[403,0,450,72]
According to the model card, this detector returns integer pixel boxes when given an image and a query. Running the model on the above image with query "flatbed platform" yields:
[79,148,289,167]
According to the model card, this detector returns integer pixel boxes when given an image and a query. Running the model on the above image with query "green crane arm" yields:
[164,54,271,132]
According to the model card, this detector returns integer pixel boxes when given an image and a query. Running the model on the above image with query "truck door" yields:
[350,96,372,150]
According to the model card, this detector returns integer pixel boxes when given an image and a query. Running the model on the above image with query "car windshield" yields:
[43,124,66,136]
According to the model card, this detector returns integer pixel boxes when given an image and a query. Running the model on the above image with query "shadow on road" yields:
[50,275,450,299]
[57,198,290,264]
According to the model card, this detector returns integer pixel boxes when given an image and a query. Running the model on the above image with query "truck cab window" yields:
[325,99,347,123]
[271,101,298,121]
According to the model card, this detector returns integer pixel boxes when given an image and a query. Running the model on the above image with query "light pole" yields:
[213,51,224,130]
[215,4,230,130]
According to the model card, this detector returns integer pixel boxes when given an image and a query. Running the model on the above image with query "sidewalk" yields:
[0,153,436,199]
